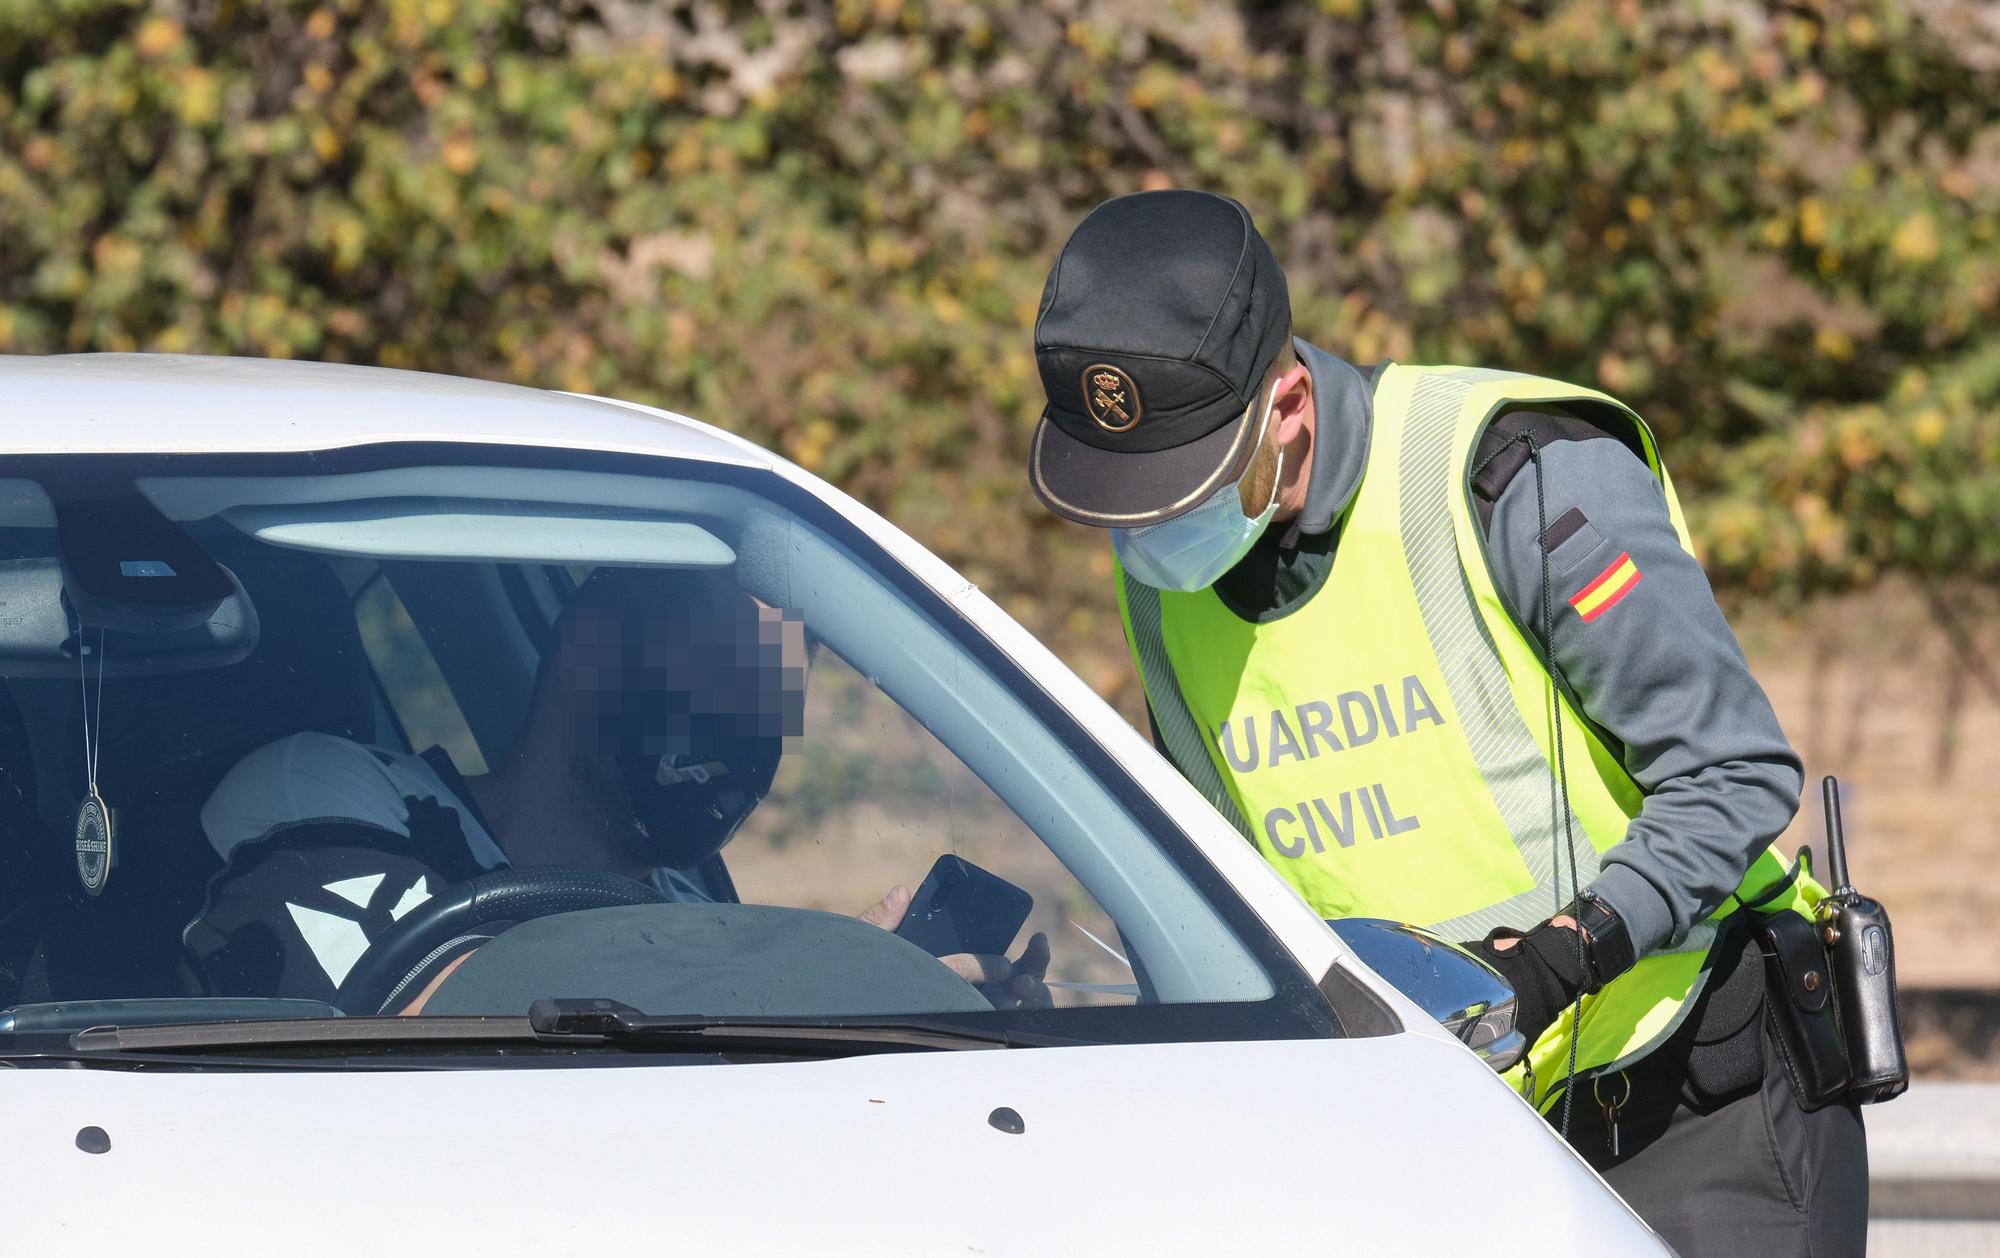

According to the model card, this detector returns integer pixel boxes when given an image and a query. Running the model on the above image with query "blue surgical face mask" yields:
[1112,389,1284,593]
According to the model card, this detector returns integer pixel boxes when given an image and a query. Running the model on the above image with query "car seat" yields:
[17,534,378,1002]
[0,682,58,1004]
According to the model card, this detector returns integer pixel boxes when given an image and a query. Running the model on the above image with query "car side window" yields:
[353,574,487,774]
[726,646,1135,1004]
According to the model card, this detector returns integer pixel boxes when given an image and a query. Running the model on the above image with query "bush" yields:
[1,0,1994,675]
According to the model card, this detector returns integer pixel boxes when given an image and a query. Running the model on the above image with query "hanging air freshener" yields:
[73,625,112,895]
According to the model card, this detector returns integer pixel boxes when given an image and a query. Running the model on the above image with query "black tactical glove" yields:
[1463,920,1602,1048]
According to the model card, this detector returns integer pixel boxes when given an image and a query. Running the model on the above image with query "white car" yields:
[0,354,1665,1255]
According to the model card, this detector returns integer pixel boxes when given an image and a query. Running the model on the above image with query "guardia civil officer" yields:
[1028,191,1867,1255]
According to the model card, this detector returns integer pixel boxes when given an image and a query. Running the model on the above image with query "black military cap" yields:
[1030,190,1292,527]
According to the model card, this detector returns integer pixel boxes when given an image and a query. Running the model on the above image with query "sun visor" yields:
[0,492,259,678]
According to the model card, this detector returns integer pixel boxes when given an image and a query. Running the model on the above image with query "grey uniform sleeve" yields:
[1486,437,1803,958]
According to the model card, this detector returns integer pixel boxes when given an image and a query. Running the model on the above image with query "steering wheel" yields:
[335,865,666,1015]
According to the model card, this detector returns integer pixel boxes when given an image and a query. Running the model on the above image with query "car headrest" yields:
[66,538,375,809]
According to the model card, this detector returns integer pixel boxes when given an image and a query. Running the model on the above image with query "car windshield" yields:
[0,446,1332,1059]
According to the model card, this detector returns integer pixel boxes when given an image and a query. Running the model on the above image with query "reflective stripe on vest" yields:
[1120,363,1822,1101]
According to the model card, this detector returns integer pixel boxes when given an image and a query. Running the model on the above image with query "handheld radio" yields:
[1817,776,1909,1104]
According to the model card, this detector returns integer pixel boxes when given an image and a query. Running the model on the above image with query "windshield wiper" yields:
[65,1016,544,1056]
[524,999,1069,1053]
[56,1001,1070,1060]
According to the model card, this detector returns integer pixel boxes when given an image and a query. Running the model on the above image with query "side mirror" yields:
[1328,917,1525,1073]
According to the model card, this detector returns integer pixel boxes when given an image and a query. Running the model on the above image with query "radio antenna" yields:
[1821,775,1855,898]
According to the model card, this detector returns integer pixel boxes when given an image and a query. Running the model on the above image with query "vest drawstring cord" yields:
[1470,430,1591,1139]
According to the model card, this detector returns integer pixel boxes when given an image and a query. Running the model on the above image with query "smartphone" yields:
[893,855,1033,959]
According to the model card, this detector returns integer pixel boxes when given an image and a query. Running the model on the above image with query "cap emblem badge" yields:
[1081,364,1142,433]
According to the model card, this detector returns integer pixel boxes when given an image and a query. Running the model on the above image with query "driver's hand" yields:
[859,884,1054,1011]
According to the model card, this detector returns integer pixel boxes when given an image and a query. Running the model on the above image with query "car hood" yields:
[3,1034,1662,1255]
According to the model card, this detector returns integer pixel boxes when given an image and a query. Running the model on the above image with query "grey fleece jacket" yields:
[1205,340,1802,960]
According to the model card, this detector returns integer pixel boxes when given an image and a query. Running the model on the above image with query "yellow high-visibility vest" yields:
[1118,364,1821,1105]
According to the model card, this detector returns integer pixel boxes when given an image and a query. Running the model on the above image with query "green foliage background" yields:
[1,0,1995,698]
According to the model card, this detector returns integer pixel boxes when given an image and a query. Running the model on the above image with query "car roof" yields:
[0,353,772,466]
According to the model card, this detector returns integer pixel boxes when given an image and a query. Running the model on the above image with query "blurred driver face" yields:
[534,570,809,868]
[559,584,806,757]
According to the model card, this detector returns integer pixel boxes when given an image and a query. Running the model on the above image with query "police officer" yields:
[1027,190,1867,1255]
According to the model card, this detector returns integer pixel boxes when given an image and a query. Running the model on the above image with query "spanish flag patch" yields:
[1570,552,1642,622]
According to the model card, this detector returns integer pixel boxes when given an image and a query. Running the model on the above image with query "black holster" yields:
[1757,911,1851,1109]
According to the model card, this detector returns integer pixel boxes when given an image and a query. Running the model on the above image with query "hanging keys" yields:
[1593,1071,1632,1159]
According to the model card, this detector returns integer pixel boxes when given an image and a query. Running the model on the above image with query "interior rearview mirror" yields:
[1328,917,1525,1073]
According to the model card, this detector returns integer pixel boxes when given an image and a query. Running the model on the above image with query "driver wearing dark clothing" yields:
[185,569,1049,1012]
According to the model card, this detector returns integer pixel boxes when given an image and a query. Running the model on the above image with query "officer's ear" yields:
[1269,362,1314,445]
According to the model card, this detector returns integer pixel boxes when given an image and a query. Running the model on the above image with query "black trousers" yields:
[1556,933,1870,1257]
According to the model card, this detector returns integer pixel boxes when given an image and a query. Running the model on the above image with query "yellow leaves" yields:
[1814,327,1854,361]
[174,67,220,126]
[1696,50,1740,94]
[1835,415,1880,468]
[305,9,338,41]
[864,233,917,271]
[311,124,342,163]
[1758,217,1788,248]
[1845,13,1877,47]
[1889,212,1938,264]
[135,16,183,60]
[303,64,335,95]
[1719,101,1759,138]
[790,418,838,472]
[1625,195,1652,224]
[927,286,963,325]
[1798,198,1825,246]
[1911,409,1947,448]
[665,131,703,175]
[564,104,599,147]
[91,234,143,277]
[1790,491,1846,564]
[1345,307,1412,366]
[329,216,367,272]
[440,135,477,173]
